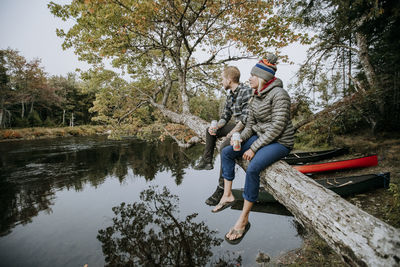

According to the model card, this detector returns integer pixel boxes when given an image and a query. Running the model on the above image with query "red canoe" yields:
[293,155,378,174]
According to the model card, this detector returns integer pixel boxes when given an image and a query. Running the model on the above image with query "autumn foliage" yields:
[49,0,308,129]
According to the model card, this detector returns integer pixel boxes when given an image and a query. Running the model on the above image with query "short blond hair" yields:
[223,66,240,83]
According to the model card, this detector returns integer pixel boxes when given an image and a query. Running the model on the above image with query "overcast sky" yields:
[0,0,90,75]
[0,0,308,88]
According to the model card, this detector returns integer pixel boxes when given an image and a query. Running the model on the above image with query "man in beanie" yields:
[212,54,295,245]
[194,66,253,206]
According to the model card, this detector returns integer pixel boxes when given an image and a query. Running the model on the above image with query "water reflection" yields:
[231,201,293,217]
[97,186,241,266]
[0,136,202,236]
[0,136,303,266]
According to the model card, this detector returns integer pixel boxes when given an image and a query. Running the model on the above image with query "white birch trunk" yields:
[70,112,74,127]
[178,74,190,114]
[21,100,25,118]
[355,16,384,124]
[355,31,377,91]
[0,109,3,128]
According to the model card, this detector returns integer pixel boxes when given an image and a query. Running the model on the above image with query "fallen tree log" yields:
[150,102,400,266]
[151,100,208,141]
[255,160,400,266]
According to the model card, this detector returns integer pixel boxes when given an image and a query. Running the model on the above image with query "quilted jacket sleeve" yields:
[240,107,255,142]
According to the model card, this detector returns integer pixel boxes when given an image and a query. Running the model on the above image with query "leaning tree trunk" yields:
[150,100,208,139]
[151,103,400,266]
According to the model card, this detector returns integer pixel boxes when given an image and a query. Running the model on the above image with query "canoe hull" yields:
[293,155,378,174]
[232,172,390,203]
[283,147,349,165]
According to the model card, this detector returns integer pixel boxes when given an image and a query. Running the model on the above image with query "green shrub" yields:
[333,108,368,134]
[14,117,29,128]
[134,106,155,125]
[190,94,222,122]
[294,120,332,150]
[387,183,400,227]
[43,117,56,127]
[27,110,42,127]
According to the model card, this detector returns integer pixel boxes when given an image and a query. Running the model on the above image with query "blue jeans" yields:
[221,135,290,202]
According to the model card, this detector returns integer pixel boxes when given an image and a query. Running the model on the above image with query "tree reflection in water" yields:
[97,186,241,266]
[0,137,202,236]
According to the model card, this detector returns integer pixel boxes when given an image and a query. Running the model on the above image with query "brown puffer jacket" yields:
[240,77,295,152]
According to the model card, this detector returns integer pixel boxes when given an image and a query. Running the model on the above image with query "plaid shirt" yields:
[219,83,253,126]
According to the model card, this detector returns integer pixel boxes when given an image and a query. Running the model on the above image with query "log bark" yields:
[151,103,400,266]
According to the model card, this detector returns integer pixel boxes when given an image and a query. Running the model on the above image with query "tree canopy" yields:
[49,0,308,120]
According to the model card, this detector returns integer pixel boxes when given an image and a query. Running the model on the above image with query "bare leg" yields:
[212,179,235,212]
[226,199,253,240]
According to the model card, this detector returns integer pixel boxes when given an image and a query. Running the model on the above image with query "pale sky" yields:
[0,0,90,75]
[0,0,308,88]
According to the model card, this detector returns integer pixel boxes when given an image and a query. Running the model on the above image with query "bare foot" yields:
[226,219,248,240]
[212,194,235,212]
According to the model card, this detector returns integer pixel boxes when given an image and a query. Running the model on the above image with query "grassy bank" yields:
[0,125,110,141]
[0,123,197,143]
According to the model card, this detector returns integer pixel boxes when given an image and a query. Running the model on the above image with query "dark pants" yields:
[203,122,235,188]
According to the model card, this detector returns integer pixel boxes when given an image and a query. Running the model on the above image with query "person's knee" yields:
[221,146,231,157]
[247,162,263,177]
[243,194,257,203]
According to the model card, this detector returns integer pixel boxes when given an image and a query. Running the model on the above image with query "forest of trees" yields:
[0,49,95,128]
[0,48,224,130]
[285,0,400,133]
[1,0,399,136]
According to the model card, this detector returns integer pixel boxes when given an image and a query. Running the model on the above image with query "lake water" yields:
[0,136,303,266]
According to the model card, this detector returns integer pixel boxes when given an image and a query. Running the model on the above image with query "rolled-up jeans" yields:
[221,135,290,202]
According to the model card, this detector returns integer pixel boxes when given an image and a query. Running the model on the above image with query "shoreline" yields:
[0,123,197,144]
[0,125,109,142]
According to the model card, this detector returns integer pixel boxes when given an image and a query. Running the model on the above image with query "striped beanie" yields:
[250,53,278,82]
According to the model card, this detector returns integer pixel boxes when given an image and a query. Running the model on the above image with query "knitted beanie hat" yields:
[250,53,278,82]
